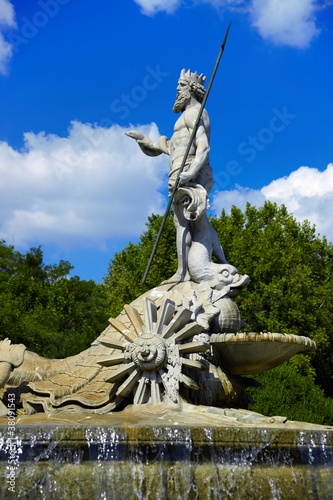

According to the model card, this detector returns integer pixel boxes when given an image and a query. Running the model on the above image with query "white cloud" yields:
[133,0,182,15]
[133,0,326,48]
[0,31,12,73]
[0,0,15,26]
[0,121,169,249]
[212,185,266,214]
[262,164,333,239]
[212,164,333,243]
[0,0,16,74]
[249,0,320,48]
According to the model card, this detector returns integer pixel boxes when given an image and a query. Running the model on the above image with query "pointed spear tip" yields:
[142,22,231,284]
[221,22,231,49]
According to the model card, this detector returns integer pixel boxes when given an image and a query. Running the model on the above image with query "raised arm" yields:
[126,130,170,157]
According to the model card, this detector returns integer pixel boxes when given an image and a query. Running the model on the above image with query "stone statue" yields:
[0,69,317,417]
[126,69,228,285]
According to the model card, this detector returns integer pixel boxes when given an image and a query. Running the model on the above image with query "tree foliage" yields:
[0,242,109,358]
[103,202,333,401]
[210,202,333,397]
[246,364,333,426]
[103,213,177,318]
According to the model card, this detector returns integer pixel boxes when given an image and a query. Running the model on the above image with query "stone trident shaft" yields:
[142,23,231,284]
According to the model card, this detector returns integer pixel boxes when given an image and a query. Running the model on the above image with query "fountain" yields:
[0,64,332,499]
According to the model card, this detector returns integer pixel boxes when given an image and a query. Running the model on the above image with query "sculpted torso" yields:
[169,105,211,172]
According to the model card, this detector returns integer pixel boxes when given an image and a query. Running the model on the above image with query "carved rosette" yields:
[97,298,208,405]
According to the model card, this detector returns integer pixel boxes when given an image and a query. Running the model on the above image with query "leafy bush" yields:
[246,363,333,426]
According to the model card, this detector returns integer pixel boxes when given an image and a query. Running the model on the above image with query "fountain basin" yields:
[0,406,332,499]
[211,332,316,375]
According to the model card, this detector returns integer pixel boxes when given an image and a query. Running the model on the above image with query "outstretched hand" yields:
[125,130,162,157]
[125,130,152,148]
[125,130,145,142]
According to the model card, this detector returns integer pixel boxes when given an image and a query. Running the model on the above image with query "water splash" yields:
[0,423,332,499]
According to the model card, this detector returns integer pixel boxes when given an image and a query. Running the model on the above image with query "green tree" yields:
[0,241,21,281]
[103,202,333,400]
[0,241,109,358]
[103,213,177,318]
[210,202,333,397]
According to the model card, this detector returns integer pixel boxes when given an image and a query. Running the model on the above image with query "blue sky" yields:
[0,0,332,282]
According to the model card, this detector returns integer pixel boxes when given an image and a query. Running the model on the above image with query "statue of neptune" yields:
[127,69,231,288]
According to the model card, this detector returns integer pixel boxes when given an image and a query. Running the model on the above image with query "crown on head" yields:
[179,69,206,87]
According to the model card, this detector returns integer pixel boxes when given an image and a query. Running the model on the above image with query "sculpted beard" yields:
[173,88,191,113]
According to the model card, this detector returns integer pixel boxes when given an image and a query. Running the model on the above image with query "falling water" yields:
[0,423,332,499]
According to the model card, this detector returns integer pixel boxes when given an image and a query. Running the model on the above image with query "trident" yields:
[142,23,231,284]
